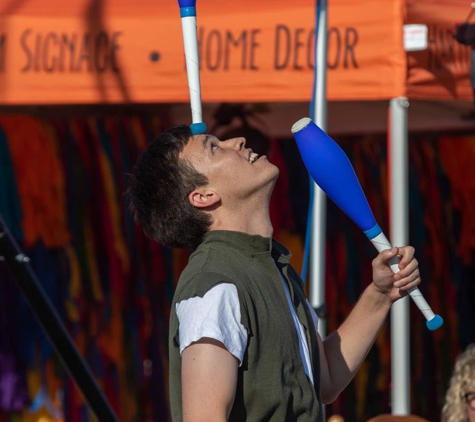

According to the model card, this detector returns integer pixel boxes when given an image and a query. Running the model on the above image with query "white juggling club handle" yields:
[178,0,207,135]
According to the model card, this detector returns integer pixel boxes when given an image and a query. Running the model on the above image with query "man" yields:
[128,125,421,422]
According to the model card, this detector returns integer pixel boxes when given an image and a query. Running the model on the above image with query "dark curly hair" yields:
[127,125,212,249]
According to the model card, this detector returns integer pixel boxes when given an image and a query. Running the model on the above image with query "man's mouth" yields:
[249,152,259,164]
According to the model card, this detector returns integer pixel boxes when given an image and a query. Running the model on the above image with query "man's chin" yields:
[267,167,280,191]
[271,165,280,180]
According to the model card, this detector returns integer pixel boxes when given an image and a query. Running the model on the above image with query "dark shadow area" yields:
[84,0,131,102]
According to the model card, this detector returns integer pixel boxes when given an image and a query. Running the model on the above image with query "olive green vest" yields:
[169,230,322,422]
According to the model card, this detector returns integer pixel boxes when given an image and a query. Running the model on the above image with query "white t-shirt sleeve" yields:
[175,283,248,365]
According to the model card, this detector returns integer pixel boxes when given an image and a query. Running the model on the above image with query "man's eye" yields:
[211,144,219,152]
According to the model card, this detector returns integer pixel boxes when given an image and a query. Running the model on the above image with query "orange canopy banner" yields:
[406,0,473,100]
[0,0,471,104]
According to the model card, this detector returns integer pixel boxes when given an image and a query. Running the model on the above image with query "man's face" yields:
[180,134,279,204]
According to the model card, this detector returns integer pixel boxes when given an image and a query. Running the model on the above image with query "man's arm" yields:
[182,338,239,422]
[317,246,420,403]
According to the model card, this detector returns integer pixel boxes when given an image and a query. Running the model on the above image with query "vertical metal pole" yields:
[389,97,410,415]
[310,0,328,340]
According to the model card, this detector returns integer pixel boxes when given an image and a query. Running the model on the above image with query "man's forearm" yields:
[322,283,392,400]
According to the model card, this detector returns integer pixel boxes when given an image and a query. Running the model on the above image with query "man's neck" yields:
[208,203,273,240]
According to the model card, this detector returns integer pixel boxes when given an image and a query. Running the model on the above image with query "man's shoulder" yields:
[174,243,242,301]
[184,242,240,277]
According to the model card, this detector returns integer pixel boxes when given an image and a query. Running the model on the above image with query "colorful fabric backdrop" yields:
[0,112,474,422]
[0,112,174,422]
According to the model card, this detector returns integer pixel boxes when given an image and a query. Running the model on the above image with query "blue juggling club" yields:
[292,117,443,331]
[177,0,207,135]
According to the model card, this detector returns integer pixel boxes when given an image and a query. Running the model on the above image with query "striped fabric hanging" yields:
[0,115,474,422]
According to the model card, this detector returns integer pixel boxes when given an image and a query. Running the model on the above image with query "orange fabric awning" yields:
[406,0,473,100]
[0,0,471,104]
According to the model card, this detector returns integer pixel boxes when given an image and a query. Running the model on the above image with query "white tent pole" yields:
[310,0,328,339]
[389,97,410,415]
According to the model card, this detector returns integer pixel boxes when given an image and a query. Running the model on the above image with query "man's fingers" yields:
[396,246,415,269]
[396,277,421,291]
[372,247,398,268]
[393,269,421,288]
[394,258,419,278]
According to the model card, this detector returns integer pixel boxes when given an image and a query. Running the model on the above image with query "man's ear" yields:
[188,189,221,209]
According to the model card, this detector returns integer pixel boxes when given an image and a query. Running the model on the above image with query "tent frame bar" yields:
[310,0,328,338]
[0,215,120,422]
[389,97,411,414]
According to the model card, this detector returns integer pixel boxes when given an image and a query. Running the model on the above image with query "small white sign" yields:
[403,24,428,52]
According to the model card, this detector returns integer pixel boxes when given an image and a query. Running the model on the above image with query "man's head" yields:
[128,125,211,249]
[128,124,279,250]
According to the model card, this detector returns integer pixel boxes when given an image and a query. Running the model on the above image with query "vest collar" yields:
[201,230,291,262]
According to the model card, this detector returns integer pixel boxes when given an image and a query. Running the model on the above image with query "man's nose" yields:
[225,137,246,150]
